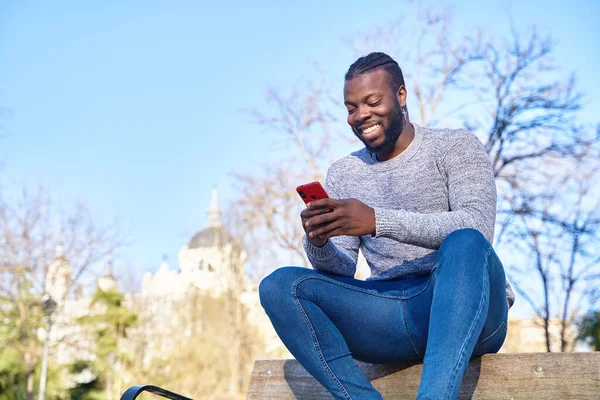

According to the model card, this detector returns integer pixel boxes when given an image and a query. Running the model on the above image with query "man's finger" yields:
[307,197,339,209]
[306,209,338,228]
[301,207,332,219]
[318,226,345,240]
[309,220,343,238]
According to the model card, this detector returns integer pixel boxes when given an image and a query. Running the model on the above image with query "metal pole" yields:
[38,317,52,400]
[38,294,56,400]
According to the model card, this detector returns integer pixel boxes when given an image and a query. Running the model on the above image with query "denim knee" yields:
[436,228,492,278]
[439,228,489,254]
[259,266,311,309]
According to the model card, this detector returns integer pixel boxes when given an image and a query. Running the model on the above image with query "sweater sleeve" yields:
[303,170,360,277]
[373,131,496,249]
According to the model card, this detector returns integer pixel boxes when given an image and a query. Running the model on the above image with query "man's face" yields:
[343,68,404,156]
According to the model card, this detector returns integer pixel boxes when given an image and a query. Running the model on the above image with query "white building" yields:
[134,189,281,364]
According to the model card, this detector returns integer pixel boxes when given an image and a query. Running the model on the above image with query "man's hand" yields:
[300,203,330,247]
[301,198,376,245]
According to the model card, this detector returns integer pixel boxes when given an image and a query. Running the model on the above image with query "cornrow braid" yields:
[345,52,405,91]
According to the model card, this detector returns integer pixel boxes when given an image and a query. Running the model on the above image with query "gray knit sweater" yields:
[303,124,515,308]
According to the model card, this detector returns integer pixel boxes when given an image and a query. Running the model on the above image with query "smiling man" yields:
[259,52,515,400]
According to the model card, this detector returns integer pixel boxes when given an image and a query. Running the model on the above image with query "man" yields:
[259,52,514,400]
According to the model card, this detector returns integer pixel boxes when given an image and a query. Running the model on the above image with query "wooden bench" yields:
[120,352,600,399]
[246,352,600,399]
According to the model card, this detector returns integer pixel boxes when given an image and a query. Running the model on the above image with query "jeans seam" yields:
[292,276,353,400]
[294,273,429,300]
[403,299,421,358]
[444,250,490,400]
[480,321,507,344]
[403,270,431,359]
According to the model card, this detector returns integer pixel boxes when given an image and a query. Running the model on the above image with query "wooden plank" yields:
[246,352,600,399]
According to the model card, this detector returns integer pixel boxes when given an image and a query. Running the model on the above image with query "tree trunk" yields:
[228,253,245,396]
[26,366,35,400]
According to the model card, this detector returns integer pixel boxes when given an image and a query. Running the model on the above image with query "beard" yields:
[355,102,405,155]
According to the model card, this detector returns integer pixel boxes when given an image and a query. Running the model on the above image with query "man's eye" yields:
[347,108,355,115]
[368,100,382,107]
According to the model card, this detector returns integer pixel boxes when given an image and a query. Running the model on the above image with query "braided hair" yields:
[345,52,405,91]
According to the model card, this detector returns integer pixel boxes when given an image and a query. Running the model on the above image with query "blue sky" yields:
[1,0,599,308]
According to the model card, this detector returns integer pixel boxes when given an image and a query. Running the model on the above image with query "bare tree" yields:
[469,25,600,349]
[0,186,125,399]
[468,28,597,177]
[504,154,600,351]
[229,76,342,277]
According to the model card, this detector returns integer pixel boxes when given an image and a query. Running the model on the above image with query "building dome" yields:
[187,226,231,249]
[98,257,118,292]
[185,189,241,252]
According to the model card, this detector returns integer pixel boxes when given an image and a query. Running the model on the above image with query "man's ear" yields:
[396,85,407,108]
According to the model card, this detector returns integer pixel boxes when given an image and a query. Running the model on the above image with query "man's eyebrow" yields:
[345,92,384,105]
[364,91,384,99]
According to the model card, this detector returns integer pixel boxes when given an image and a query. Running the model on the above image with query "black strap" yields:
[119,385,192,400]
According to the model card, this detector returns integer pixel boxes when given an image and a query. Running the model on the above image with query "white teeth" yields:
[362,124,380,134]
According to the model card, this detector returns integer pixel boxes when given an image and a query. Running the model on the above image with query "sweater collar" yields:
[363,123,424,169]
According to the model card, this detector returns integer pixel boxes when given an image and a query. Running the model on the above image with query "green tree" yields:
[0,277,67,399]
[578,311,600,351]
[0,347,27,400]
[74,286,137,400]
[0,187,124,399]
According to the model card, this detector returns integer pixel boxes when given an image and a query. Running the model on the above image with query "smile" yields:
[360,123,381,139]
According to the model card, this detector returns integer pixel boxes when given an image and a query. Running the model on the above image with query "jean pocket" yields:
[473,321,507,356]
[402,271,434,299]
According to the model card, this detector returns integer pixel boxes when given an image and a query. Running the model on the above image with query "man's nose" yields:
[356,106,370,123]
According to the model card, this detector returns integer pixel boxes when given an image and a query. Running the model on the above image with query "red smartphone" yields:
[296,181,329,205]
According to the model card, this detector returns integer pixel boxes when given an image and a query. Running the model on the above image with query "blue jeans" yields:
[259,229,508,400]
